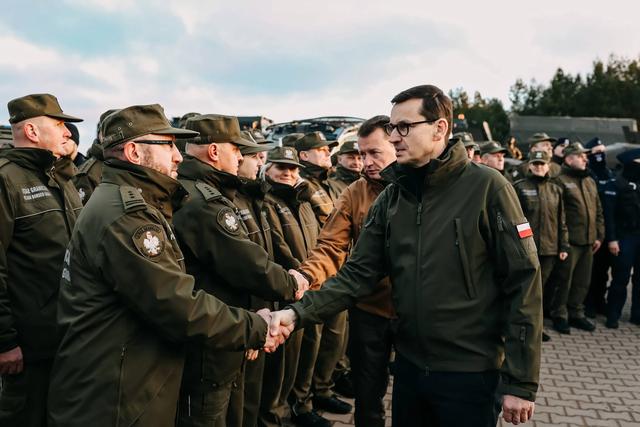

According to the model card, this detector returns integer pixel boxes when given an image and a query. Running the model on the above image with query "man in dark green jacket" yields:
[173,115,301,427]
[270,85,542,426]
[327,137,363,200]
[0,93,83,427]
[49,105,284,427]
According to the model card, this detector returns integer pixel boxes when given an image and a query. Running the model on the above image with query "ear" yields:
[299,150,309,161]
[207,143,219,162]
[23,122,39,143]
[433,119,448,141]
[123,141,143,165]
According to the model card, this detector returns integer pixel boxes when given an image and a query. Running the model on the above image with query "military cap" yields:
[282,133,304,147]
[240,131,274,155]
[452,132,474,143]
[101,104,198,148]
[66,123,80,146]
[466,142,480,152]
[267,146,304,168]
[528,151,550,164]
[8,93,83,124]
[584,137,603,150]
[527,132,557,148]
[554,137,570,149]
[178,112,200,129]
[616,148,640,165]
[294,131,337,152]
[337,137,360,155]
[185,114,259,147]
[250,131,268,144]
[563,142,591,156]
[480,141,508,156]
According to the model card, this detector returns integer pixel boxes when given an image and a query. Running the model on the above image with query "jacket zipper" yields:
[116,344,126,427]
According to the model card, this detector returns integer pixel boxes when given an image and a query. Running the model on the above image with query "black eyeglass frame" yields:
[130,139,175,147]
[384,119,439,137]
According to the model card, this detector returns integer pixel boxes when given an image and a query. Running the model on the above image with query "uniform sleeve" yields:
[602,182,618,242]
[557,188,570,252]
[299,186,355,289]
[99,212,267,351]
[595,185,605,242]
[489,183,542,401]
[264,201,300,270]
[0,177,18,353]
[173,201,297,302]
[290,190,389,325]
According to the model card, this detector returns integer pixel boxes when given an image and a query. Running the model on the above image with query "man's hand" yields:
[608,240,620,256]
[289,269,309,301]
[245,349,260,361]
[502,395,535,425]
[0,346,23,375]
[558,251,568,261]
[269,309,297,347]
[592,240,602,253]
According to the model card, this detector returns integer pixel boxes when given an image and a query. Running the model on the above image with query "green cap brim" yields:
[152,126,199,139]
[270,159,305,168]
[47,112,83,123]
[241,143,276,155]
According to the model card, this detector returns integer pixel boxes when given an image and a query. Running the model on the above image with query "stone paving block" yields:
[581,418,622,426]
[550,413,584,424]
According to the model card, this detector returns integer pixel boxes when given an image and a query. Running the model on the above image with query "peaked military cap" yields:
[101,104,198,148]
[294,131,338,152]
[337,137,360,155]
[8,93,83,124]
[563,142,591,156]
[452,132,474,144]
[268,146,304,168]
[240,131,275,155]
[480,141,508,156]
[282,133,304,147]
[185,114,259,147]
[528,151,550,164]
[527,132,557,148]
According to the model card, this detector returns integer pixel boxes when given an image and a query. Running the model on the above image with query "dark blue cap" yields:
[584,137,602,150]
[617,148,640,165]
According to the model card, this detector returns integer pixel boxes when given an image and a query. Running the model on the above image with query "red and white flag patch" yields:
[516,222,533,239]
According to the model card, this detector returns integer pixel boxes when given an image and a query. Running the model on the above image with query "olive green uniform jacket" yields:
[71,141,104,205]
[299,161,335,225]
[174,157,298,387]
[555,166,605,245]
[264,180,320,269]
[290,141,543,401]
[326,165,361,200]
[514,172,570,256]
[0,148,82,361]
[49,161,267,427]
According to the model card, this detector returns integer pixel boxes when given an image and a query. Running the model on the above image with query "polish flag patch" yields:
[516,222,533,239]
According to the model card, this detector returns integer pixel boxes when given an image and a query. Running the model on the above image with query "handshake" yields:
[248,269,308,358]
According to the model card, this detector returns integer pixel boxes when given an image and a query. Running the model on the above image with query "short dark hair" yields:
[358,115,390,137]
[390,85,452,135]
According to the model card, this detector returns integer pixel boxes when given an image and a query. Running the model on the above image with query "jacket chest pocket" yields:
[454,218,477,299]
[14,184,63,228]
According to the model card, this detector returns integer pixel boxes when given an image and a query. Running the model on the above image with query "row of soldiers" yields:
[456,131,640,337]
[0,94,397,427]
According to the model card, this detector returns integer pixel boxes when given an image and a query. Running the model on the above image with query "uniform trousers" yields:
[586,243,612,314]
[551,244,594,320]
[606,235,640,322]
[0,358,51,427]
[392,353,501,427]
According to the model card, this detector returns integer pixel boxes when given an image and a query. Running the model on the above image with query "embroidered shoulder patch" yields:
[132,224,165,259]
[217,208,241,235]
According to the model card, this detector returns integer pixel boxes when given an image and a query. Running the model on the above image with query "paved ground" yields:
[285,313,640,426]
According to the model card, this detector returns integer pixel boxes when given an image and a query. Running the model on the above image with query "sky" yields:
[1,0,639,149]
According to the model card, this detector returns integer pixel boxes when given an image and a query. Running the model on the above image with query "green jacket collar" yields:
[300,160,329,182]
[177,155,242,201]
[381,140,469,193]
[561,164,590,178]
[0,147,77,180]
[333,165,361,184]
[102,159,186,220]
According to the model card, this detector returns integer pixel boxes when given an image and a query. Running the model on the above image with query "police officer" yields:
[327,137,363,199]
[551,142,605,333]
[514,151,570,341]
[604,148,640,328]
[293,132,353,425]
[584,137,616,318]
[173,114,301,427]
[72,109,118,204]
[0,93,83,427]
[49,105,283,427]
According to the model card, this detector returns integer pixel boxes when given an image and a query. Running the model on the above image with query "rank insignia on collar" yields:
[218,208,241,235]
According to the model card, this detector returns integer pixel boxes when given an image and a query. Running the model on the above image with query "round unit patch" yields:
[218,208,241,235]
[133,224,166,259]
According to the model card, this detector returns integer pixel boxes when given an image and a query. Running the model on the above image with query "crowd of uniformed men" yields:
[0,88,638,427]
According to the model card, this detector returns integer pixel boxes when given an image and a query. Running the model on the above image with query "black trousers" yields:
[586,244,612,313]
[392,354,501,427]
[348,307,393,427]
[0,359,52,427]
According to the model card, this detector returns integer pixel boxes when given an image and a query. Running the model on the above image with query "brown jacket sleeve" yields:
[299,186,354,289]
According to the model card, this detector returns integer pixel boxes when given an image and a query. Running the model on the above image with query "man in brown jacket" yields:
[294,115,397,427]
[551,142,605,333]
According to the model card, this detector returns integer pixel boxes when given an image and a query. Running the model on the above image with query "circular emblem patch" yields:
[132,224,165,259]
[217,208,241,235]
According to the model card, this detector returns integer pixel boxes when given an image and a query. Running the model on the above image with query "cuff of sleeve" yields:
[285,303,305,331]
[497,382,537,402]
[0,340,18,354]
[251,312,269,350]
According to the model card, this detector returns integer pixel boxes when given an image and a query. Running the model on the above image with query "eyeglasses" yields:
[131,140,175,147]
[384,119,438,137]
